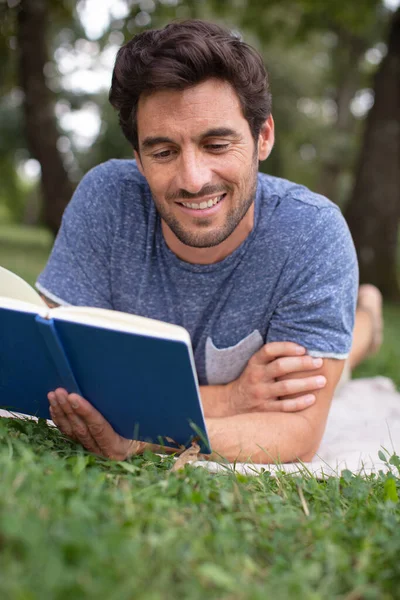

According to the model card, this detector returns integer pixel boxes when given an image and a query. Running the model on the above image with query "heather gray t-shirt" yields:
[37,159,358,385]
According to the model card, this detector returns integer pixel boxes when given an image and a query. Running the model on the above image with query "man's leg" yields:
[348,284,383,371]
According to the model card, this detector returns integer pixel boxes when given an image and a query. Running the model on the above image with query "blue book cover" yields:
[0,273,210,453]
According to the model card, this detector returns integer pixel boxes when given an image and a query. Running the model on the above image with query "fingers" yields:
[68,393,125,458]
[48,388,102,455]
[48,389,77,440]
[265,355,324,379]
[270,374,326,398]
[48,390,137,460]
[263,394,316,413]
[251,342,306,365]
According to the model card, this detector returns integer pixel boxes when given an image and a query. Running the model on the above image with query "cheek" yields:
[143,167,172,198]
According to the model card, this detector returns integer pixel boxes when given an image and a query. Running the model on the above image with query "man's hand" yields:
[226,342,326,415]
[48,388,144,460]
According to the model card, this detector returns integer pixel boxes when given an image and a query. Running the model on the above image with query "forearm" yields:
[205,412,319,464]
[199,384,233,418]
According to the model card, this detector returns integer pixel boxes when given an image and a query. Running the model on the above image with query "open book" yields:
[0,266,210,452]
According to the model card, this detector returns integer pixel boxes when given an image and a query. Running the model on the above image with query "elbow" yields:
[294,417,324,463]
[297,447,318,463]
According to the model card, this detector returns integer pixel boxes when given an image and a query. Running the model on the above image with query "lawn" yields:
[1,223,400,599]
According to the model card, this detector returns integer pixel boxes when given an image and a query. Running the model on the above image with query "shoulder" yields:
[256,172,348,241]
[65,159,151,221]
[77,159,149,199]
[257,172,340,213]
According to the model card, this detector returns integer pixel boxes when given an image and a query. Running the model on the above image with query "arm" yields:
[199,341,327,417]
[46,356,339,463]
[40,293,59,308]
[205,358,344,463]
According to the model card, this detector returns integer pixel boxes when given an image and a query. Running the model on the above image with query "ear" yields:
[257,115,275,161]
[134,150,144,175]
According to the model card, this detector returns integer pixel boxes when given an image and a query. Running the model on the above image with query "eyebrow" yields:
[140,128,239,150]
[141,136,175,150]
[201,127,238,138]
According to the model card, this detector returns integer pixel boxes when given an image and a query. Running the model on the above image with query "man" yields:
[37,20,359,464]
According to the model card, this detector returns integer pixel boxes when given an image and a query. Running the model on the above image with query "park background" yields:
[1,2,400,598]
[1,0,399,384]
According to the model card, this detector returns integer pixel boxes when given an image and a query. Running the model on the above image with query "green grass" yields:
[1,418,400,600]
[1,223,400,599]
[0,222,52,286]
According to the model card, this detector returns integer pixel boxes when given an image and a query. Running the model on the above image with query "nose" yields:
[175,149,212,195]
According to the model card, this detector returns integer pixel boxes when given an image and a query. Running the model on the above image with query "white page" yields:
[0,266,46,307]
[52,305,191,344]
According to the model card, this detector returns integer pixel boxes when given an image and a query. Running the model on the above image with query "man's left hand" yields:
[48,388,144,460]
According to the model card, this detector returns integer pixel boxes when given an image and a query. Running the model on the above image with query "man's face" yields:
[135,79,273,262]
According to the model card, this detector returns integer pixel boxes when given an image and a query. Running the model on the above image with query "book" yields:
[0,266,210,453]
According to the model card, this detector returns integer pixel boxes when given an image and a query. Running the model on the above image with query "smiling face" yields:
[135,78,274,263]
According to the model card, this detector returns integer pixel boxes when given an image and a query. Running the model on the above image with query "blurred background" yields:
[0,0,399,381]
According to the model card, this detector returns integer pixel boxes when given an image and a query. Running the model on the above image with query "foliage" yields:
[1,415,400,599]
[0,0,397,222]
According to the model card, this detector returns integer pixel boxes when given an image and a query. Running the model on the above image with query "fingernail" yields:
[312,358,323,367]
[57,395,65,404]
[316,376,326,386]
[304,395,315,405]
[49,396,58,407]
[296,347,305,354]
[70,398,79,409]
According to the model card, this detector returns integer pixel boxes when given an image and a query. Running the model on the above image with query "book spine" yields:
[35,315,82,395]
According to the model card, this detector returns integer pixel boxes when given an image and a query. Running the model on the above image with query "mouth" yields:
[176,193,226,216]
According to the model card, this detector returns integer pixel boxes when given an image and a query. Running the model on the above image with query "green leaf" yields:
[197,563,236,590]
[389,454,400,469]
[378,450,387,462]
[384,478,399,503]
[118,462,140,474]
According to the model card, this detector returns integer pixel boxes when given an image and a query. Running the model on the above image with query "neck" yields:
[161,203,255,265]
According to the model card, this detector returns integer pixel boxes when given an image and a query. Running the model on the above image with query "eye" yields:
[152,149,176,160]
[205,143,230,152]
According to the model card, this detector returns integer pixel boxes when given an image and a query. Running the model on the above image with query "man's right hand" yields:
[225,342,326,415]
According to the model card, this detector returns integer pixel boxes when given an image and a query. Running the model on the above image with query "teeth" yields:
[181,195,224,210]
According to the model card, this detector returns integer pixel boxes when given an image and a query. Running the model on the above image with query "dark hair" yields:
[109,19,272,151]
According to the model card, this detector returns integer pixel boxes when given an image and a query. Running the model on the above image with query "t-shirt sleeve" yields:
[36,164,117,308]
[266,206,358,358]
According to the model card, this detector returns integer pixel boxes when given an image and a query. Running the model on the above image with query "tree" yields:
[16,0,74,235]
[345,8,400,300]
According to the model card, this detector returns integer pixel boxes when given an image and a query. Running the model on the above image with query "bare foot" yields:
[357,284,383,356]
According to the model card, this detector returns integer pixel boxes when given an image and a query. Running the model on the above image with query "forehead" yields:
[136,79,247,137]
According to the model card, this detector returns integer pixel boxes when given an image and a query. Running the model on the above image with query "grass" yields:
[1,419,400,599]
[0,222,52,286]
[1,223,400,599]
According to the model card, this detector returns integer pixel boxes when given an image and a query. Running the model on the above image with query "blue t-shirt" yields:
[37,159,358,385]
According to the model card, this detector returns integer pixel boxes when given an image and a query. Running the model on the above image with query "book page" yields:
[0,266,46,307]
[0,296,46,314]
[51,305,191,344]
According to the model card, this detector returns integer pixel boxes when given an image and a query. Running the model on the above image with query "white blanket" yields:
[196,377,400,477]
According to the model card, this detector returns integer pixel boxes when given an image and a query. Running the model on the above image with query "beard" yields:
[153,155,259,249]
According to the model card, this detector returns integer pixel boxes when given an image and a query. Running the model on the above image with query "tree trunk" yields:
[17,0,73,235]
[345,8,400,301]
[317,34,365,203]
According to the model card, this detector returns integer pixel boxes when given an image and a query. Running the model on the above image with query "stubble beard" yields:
[155,157,259,249]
